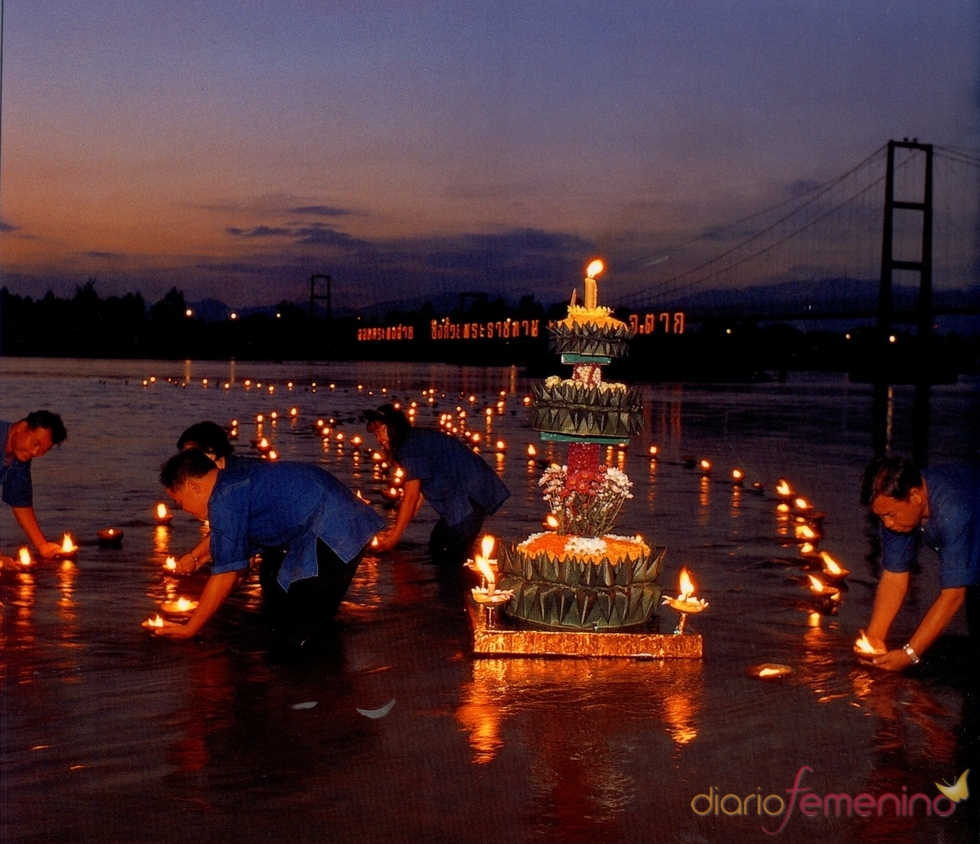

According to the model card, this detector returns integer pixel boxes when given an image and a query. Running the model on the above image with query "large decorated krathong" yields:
[468,260,701,655]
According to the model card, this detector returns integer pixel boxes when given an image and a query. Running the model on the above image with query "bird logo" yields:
[935,769,970,803]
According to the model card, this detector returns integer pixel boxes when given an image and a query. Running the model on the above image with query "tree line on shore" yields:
[2,282,977,380]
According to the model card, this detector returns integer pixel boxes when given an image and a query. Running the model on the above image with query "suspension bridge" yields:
[615,140,980,332]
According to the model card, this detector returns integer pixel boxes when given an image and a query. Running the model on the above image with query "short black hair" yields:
[24,410,67,445]
[364,403,413,449]
[160,449,218,490]
[860,454,922,506]
[177,421,233,459]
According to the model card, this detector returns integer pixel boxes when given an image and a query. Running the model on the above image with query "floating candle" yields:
[775,479,793,498]
[97,528,124,546]
[18,547,33,567]
[161,597,199,614]
[164,556,177,572]
[819,551,850,580]
[806,573,840,600]
[748,663,794,679]
[155,503,173,525]
[731,468,744,486]
[59,533,78,557]
[142,614,165,630]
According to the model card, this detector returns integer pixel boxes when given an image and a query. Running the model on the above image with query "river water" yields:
[1,358,978,844]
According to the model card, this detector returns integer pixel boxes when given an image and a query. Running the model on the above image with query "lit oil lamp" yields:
[542,513,560,531]
[853,631,886,657]
[469,536,513,606]
[97,528,124,547]
[818,551,850,581]
[527,443,537,459]
[648,445,658,459]
[155,503,173,525]
[18,547,33,567]
[661,567,709,634]
[798,541,820,559]
[731,468,744,487]
[794,523,821,542]
[747,663,794,680]
[56,533,78,558]
[698,459,712,475]
[164,556,177,572]
[161,596,199,614]
[141,614,165,631]
[806,573,841,610]
[775,479,794,498]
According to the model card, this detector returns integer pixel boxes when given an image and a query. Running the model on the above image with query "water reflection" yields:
[458,658,703,767]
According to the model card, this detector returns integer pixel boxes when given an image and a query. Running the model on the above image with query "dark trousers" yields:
[259,540,364,646]
[428,501,487,566]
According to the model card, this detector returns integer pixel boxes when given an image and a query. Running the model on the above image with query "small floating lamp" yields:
[97,528,124,547]
[155,503,173,525]
[748,663,794,680]
[58,533,78,558]
[161,597,199,614]
[18,547,33,567]
[142,614,165,630]
[775,479,794,498]
[164,556,177,572]
[731,468,744,486]
[819,551,850,581]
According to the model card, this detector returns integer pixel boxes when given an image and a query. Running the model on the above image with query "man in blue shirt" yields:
[365,404,510,565]
[151,449,384,644]
[858,455,980,671]
[1,411,68,562]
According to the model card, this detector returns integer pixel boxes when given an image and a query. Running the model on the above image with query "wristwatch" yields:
[902,643,921,665]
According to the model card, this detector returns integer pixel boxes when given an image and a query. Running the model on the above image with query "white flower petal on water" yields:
[357,698,396,719]
[291,701,318,710]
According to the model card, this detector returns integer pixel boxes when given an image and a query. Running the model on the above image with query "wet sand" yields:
[2,359,978,843]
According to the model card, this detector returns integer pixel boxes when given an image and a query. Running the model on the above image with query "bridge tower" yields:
[878,139,933,339]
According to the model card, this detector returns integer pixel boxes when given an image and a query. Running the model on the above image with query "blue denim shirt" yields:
[207,460,384,591]
[396,428,510,527]
[0,420,33,508]
[880,464,980,589]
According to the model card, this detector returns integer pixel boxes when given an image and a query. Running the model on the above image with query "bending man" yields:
[153,449,384,645]
[858,454,980,671]
[1,410,68,560]
[366,403,510,565]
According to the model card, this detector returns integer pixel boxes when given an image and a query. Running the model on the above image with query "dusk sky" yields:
[1,1,977,312]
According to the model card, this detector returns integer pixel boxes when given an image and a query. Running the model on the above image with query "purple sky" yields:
[1,0,977,311]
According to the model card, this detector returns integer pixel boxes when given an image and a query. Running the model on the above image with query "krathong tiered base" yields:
[467,598,703,658]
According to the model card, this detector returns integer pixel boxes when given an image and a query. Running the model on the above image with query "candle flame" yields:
[585,259,604,279]
[776,479,793,497]
[474,556,496,593]
[795,524,817,540]
[820,551,843,575]
[147,614,164,628]
[544,514,560,530]
[164,556,177,571]
[174,597,195,612]
[61,533,77,553]
[156,503,169,520]
[794,497,811,510]
[18,547,32,566]
[758,667,782,677]
[732,469,744,481]
[480,535,496,560]
[807,574,835,595]
[678,567,696,600]
[855,632,880,654]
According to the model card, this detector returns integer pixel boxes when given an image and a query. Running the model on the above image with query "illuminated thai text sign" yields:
[628,312,685,334]
[430,318,540,341]
[357,325,415,341]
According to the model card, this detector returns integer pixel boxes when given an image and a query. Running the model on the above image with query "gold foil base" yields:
[467,598,703,659]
